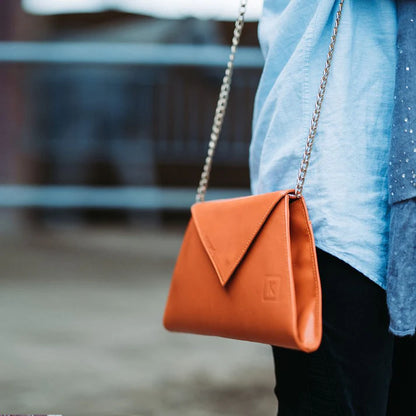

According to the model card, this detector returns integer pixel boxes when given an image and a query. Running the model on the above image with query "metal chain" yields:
[195,0,247,202]
[195,0,344,202]
[294,0,345,197]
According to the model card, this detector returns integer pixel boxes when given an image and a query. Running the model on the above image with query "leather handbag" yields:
[163,0,345,352]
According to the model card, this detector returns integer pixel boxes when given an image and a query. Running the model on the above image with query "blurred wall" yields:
[0,3,261,224]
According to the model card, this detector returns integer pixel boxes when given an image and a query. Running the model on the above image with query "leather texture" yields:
[163,189,322,352]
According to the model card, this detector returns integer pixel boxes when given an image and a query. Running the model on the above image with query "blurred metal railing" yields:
[0,185,250,209]
[0,42,263,209]
[0,42,263,67]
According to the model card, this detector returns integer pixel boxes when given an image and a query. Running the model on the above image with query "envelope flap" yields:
[191,190,292,287]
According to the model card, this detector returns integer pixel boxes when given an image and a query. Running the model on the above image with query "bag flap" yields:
[191,190,292,287]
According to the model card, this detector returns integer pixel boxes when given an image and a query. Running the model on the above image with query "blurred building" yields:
[0,1,263,222]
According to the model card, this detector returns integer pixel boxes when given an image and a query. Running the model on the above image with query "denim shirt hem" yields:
[315,241,387,291]
[388,326,416,337]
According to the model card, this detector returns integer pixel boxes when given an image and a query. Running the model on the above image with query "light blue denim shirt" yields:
[250,0,397,289]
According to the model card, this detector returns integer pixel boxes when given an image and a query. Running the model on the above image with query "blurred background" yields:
[0,1,277,415]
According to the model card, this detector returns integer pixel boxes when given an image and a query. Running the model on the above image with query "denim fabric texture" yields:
[250,0,397,290]
[386,0,416,336]
[389,1,416,205]
[387,199,416,335]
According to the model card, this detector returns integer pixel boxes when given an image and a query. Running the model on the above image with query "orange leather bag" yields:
[163,0,345,352]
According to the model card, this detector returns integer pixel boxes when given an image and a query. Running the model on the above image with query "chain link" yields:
[195,0,344,202]
[294,0,344,197]
[195,0,247,202]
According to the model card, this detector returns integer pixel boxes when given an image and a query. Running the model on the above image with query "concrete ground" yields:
[0,224,277,416]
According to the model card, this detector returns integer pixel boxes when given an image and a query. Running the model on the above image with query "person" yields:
[249,0,415,414]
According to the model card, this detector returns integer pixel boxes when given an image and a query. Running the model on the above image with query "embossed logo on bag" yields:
[263,276,281,301]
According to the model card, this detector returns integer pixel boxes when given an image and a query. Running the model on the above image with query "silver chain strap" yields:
[196,0,345,202]
[195,0,247,202]
[295,0,344,197]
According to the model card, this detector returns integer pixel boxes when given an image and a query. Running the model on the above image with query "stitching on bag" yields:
[192,191,289,286]
[225,191,288,285]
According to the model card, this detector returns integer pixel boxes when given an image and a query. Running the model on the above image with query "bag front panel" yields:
[163,198,301,349]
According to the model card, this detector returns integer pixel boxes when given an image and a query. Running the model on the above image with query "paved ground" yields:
[0,224,276,416]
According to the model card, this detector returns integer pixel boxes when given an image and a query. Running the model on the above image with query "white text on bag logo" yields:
[263,276,281,301]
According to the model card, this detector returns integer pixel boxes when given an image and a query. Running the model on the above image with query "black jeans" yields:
[271,247,416,416]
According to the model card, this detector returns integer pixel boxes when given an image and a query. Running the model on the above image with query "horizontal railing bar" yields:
[0,42,263,67]
[0,185,251,209]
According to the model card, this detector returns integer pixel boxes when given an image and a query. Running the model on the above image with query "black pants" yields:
[271,247,416,416]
